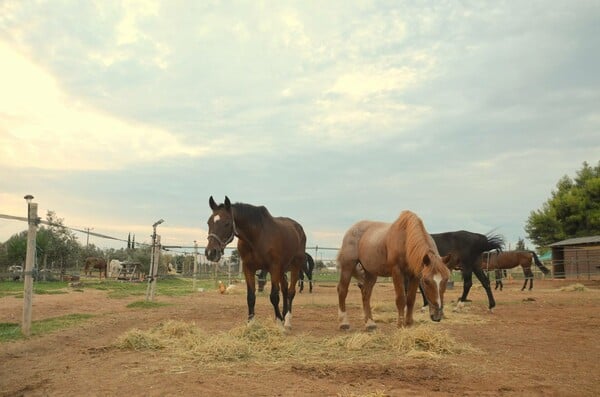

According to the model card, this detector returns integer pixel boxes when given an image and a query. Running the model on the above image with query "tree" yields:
[525,161,600,247]
[515,238,526,251]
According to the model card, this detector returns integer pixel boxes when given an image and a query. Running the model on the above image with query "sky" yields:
[1,1,599,261]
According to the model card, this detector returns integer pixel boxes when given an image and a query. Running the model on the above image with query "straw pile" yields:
[115,319,477,367]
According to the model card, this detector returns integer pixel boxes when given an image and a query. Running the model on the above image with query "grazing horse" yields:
[481,250,550,291]
[337,210,451,330]
[205,196,306,329]
[425,231,505,311]
[84,257,107,279]
[257,252,315,293]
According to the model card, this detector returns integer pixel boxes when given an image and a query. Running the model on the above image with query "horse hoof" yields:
[339,324,350,330]
[488,308,494,314]
[365,324,377,332]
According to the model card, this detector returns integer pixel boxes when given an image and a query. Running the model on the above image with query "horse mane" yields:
[232,202,273,226]
[395,210,439,274]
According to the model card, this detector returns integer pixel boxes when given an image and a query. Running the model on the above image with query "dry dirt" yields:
[1,278,599,397]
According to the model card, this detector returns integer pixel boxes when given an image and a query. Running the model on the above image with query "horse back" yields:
[239,216,306,272]
[338,221,390,272]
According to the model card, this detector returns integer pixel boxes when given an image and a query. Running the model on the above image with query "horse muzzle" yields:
[429,306,444,322]
[205,248,222,262]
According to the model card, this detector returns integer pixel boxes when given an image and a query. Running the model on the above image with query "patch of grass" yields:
[115,319,478,368]
[0,281,69,298]
[0,313,94,342]
[560,283,587,292]
[84,277,210,299]
[126,301,171,309]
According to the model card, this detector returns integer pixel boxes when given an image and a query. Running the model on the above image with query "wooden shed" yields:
[548,236,600,279]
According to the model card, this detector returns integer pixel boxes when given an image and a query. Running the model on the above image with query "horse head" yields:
[420,253,452,322]
[205,196,236,262]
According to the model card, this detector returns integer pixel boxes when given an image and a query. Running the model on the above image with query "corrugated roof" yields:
[548,235,600,247]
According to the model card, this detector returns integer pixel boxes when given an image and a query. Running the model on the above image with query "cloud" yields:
[0,40,236,171]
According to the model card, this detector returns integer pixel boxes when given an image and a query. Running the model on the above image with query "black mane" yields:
[232,202,272,226]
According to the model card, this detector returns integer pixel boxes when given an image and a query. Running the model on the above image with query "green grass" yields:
[0,313,94,342]
[0,281,69,298]
[126,300,172,309]
[84,277,216,299]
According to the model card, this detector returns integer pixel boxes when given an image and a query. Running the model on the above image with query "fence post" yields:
[193,240,199,291]
[22,196,38,336]
[149,235,161,300]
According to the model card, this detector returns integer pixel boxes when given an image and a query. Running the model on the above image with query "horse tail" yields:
[485,233,505,252]
[304,252,315,279]
[530,251,550,275]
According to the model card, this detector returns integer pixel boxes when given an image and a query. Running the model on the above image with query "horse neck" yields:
[231,204,267,245]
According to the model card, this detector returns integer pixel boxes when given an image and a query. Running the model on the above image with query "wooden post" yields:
[149,235,161,300]
[193,240,199,291]
[22,200,38,336]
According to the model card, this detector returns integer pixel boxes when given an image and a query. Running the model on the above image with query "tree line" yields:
[1,161,598,274]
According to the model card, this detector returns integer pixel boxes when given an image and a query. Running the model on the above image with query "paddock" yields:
[0,278,598,396]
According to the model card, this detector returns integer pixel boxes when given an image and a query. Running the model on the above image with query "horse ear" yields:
[423,253,431,266]
[209,196,217,210]
[442,254,452,265]
[224,196,231,210]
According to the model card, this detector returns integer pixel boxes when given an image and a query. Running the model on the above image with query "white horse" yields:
[108,260,123,278]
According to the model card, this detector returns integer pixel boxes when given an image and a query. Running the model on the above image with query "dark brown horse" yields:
[84,257,107,279]
[481,250,550,291]
[337,210,451,330]
[257,252,315,293]
[430,231,505,311]
[205,196,306,329]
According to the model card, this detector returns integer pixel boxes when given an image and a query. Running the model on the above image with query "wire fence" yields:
[2,211,599,283]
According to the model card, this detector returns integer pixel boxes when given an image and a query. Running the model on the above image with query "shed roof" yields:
[548,235,600,247]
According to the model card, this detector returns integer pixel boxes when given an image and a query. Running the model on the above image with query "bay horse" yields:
[205,196,307,329]
[481,250,550,291]
[426,231,505,312]
[257,252,315,293]
[83,257,107,279]
[337,210,452,330]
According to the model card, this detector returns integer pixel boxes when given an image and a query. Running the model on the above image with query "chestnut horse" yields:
[337,210,451,330]
[205,196,306,329]
[84,257,107,279]
[481,250,550,291]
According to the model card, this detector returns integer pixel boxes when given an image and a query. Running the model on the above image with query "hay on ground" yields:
[115,319,477,367]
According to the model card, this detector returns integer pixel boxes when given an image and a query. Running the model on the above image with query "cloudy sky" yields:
[1,1,598,260]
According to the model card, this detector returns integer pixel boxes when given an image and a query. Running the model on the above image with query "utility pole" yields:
[145,219,164,302]
[22,194,38,336]
[85,227,93,248]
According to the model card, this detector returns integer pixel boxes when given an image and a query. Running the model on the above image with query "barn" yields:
[548,235,600,279]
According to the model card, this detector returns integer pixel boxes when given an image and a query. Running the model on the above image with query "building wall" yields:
[562,245,600,278]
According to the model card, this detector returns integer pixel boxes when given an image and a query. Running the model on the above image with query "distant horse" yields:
[337,210,451,330]
[494,269,507,290]
[424,231,505,311]
[481,250,550,291]
[257,252,315,293]
[108,259,123,278]
[84,257,107,279]
[205,196,307,329]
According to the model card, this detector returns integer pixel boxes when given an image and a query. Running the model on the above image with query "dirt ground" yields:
[1,278,599,397]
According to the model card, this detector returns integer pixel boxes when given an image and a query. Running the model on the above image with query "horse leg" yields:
[473,267,496,311]
[337,260,354,330]
[243,268,257,322]
[360,272,378,331]
[284,267,299,329]
[455,270,473,312]
[418,284,428,310]
[393,271,411,326]
[404,276,420,327]
[298,271,304,293]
